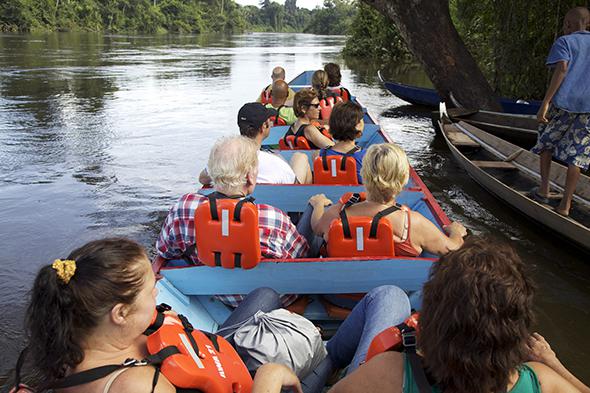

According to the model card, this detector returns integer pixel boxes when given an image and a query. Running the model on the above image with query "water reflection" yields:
[0,32,588,381]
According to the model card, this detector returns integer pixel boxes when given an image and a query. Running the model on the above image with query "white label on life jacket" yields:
[179,333,205,369]
[331,159,337,177]
[205,344,227,379]
[356,227,364,251]
[221,209,229,237]
[288,140,294,149]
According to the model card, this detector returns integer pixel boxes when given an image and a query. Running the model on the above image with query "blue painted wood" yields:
[160,258,433,295]
[156,278,219,331]
[382,80,541,115]
[199,186,432,219]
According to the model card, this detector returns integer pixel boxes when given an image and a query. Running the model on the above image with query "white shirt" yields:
[257,150,297,184]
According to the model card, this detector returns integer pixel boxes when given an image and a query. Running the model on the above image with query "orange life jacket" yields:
[259,84,272,105]
[319,96,343,121]
[146,309,253,392]
[365,313,420,362]
[313,148,359,185]
[279,123,332,150]
[194,193,261,269]
[326,192,397,258]
[330,87,351,101]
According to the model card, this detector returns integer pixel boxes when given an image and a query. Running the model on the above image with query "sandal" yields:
[529,187,563,204]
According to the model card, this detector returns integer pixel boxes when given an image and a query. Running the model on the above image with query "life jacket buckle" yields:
[401,330,417,349]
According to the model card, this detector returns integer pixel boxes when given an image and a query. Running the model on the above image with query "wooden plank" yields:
[472,160,517,170]
[161,258,434,295]
[446,129,480,147]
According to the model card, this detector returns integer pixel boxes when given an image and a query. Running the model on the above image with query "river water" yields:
[0,32,589,381]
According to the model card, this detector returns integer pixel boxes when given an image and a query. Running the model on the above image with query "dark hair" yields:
[239,124,261,139]
[294,88,318,118]
[25,238,148,383]
[420,237,535,393]
[329,101,363,141]
[324,63,341,87]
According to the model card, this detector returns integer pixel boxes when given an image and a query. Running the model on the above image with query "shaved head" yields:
[271,80,289,100]
[563,7,590,34]
[271,66,286,81]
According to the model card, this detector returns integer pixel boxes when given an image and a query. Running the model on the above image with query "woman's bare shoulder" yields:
[108,366,176,393]
[329,352,404,393]
[526,362,581,393]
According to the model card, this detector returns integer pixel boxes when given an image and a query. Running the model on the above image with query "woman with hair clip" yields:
[12,238,304,393]
[311,143,466,257]
[311,70,337,101]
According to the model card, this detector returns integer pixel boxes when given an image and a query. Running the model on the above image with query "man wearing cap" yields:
[200,102,312,185]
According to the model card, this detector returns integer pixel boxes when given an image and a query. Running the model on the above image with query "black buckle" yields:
[156,303,171,312]
[402,331,417,348]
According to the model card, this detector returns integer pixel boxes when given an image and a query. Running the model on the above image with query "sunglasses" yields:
[306,103,320,109]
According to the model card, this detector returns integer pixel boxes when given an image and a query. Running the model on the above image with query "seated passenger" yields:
[283,88,334,150]
[159,136,311,306]
[265,80,297,125]
[324,62,350,100]
[311,143,467,256]
[319,101,366,183]
[326,237,586,393]
[16,238,310,393]
[256,66,295,106]
[200,102,312,185]
[312,70,338,102]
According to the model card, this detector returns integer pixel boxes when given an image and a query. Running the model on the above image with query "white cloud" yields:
[235,0,323,10]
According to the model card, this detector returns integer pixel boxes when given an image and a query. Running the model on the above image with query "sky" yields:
[235,0,324,10]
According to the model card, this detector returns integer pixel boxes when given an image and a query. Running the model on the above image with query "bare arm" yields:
[313,203,341,236]
[527,362,581,393]
[199,168,212,186]
[308,194,333,234]
[305,125,334,149]
[411,213,466,256]
[538,61,568,123]
[252,363,303,393]
[528,333,590,393]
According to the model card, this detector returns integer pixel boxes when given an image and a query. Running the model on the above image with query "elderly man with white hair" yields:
[156,135,314,307]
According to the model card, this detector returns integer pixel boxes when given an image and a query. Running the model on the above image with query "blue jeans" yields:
[326,285,411,374]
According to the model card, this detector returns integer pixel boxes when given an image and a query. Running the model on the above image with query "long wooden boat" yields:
[438,113,590,251]
[431,107,539,149]
[154,71,452,335]
[378,70,541,115]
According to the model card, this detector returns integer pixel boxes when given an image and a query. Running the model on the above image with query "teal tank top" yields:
[402,354,541,393]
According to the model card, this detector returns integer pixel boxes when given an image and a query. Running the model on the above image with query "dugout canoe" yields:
[438,111,590,251]
[431,107,539,149]
[378,70,541,115]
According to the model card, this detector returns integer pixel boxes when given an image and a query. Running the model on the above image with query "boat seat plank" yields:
[264,123,380,148]
[161,258,434,295]
[446,129,481,147]
[472,160,517,170]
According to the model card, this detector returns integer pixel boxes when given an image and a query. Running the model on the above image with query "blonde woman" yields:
[283,88,333,149]
[309,143,466,256]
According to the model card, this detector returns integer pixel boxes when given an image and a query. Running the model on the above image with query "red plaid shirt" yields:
[156,193,309,307]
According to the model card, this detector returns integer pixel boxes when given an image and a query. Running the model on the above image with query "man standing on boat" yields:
[533,7,590,216]
[257,66,296,106]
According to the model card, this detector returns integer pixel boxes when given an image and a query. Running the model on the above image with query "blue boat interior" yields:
[156,70,444,335]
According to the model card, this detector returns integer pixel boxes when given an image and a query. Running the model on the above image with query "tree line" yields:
[0,0,355,35]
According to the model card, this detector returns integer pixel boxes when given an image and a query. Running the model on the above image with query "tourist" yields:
[311,70,337,101]
[200,102,312,185]
[311,143,467,257]
[266,80,297,125]
[257,66,296,106]
[320,101,366,183]
[324,63,350,100]
[283,88,334,149]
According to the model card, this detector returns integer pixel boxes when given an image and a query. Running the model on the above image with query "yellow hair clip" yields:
[52,259,77,284]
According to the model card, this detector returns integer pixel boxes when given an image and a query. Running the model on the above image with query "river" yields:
[0,32,589,381]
